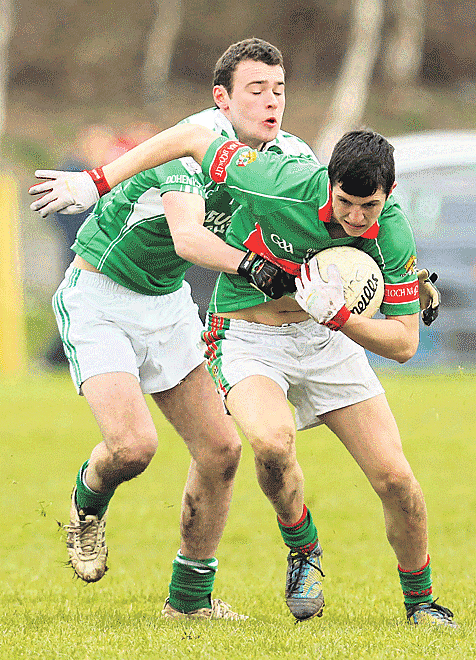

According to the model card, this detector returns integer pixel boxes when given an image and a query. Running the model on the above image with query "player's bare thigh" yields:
[151,363,242,460]
[226,375,296,453]
[226,374,304,524]
[81,371,157,446]
[321,393,411,482]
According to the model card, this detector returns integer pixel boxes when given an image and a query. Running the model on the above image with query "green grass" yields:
[1,369,475,659]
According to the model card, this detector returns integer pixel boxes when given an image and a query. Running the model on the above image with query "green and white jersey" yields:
[202,137,420,317]
[72,108,318,296]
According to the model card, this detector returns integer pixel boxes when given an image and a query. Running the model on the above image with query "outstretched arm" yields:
[103,124,215,187]
[29,124,218,217]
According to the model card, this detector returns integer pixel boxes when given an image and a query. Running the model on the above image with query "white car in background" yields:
[382,130,476,368]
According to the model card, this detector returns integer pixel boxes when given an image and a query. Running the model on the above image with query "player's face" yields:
[331,184,390,237]
[213,60,285,150]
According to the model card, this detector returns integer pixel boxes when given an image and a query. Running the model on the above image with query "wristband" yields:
[237,251,256,278]
[86,167,111,196]
[324,305,351,331]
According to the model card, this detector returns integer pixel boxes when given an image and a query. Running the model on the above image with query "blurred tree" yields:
[142,0,183,109]
[314,0,384,161]
[382,0,426,106]
[0,0,14,136]
[6,0,475,111]
[314,0,428,161]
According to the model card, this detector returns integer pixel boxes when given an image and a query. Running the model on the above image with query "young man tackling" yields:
[30,115,450,627]
[30,39,321,620]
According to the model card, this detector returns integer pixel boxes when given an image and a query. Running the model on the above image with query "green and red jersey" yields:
[72,108,318,296]
[202,137,420,317]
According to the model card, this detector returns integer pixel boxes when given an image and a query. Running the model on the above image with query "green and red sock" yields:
[277,505,318,553]
[398,555,433,610]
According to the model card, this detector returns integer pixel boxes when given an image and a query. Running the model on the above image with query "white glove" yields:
[29,169,105,217]
[295,258,350,330]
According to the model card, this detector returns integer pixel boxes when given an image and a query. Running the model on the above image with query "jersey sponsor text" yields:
[383,281,419,304]
[165,174,197,186]
[204,210,231,234]
[209,141,243,183]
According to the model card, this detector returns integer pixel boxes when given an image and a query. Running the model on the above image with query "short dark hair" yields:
[213,38,285,96]
[327,130,395,197]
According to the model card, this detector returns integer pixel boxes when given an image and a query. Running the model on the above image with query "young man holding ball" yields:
[30,68,449,626]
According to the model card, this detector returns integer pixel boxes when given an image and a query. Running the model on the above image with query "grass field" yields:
[1,368,475,659]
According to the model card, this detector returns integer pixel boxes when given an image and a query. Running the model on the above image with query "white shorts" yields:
[53,266,205,394]
[203,315,384,431]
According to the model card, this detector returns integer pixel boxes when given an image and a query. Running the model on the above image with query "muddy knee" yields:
[374,470,425,518]
[105,429,158,480]
[253,429,296,498]
[197,441,242,483]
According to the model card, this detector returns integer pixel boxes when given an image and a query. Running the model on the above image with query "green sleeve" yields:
[202,137,322,215]
[135,161,206,198]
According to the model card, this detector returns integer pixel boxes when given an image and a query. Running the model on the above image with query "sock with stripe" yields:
[277,505,318,553]
[398,555,433,610]
[75,460,115,520]
[168,550,218,613]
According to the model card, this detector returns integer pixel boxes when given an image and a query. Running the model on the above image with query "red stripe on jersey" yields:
[383,280,419,304]
[209,140,244,183]
[318,184,332,223]
[243,222,301,275]
[361,221,380,238]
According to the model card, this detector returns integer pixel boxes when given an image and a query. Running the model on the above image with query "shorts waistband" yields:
[207,313,328,337]
[63,265,186,300]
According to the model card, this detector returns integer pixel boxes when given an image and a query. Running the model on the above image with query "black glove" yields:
[237,251,297,299]
[417,269,440,326]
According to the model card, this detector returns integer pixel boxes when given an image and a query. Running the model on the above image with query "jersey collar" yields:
[214,110,237,139]
[319,182,381,239]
